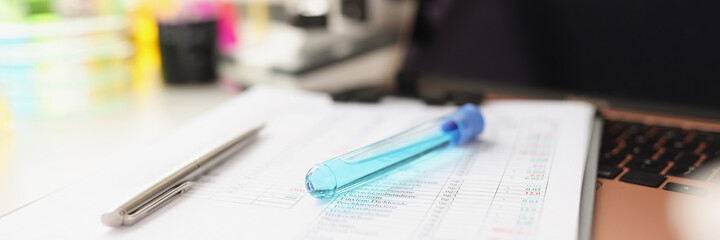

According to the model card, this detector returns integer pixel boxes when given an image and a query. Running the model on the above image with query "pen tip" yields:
[101,212,123,227]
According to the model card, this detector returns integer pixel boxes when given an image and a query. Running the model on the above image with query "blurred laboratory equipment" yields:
[0,0,132,118]
[158,19,218,84]
[156,1,224,85]
[236,0,412,80]
[0,0,415,119]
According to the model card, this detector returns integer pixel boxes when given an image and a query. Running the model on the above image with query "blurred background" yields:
[0,0,415,215]
[3,1,720,239]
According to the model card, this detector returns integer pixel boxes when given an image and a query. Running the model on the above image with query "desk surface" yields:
[0,45,398,217]
[0,86,233,216]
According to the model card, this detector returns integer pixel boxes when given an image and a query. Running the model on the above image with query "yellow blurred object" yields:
[128,2,163,97]
[0,96,12,164]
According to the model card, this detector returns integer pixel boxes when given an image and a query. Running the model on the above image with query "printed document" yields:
[0,86,596,239]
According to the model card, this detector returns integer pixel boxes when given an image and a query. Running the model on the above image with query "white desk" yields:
[0,45,399,217]
[0,85,234,216]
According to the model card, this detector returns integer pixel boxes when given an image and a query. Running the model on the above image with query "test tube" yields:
[305,103,484,199]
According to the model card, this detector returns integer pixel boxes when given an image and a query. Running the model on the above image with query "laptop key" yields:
[673,152,700,166]
[661,127,685,141]
[702,146,720,159]
[662,182,708,196]
[621,145,656,159]
[666,164,712,180]
[625,123,644,136]
[599,152,626,166]
[665,140,687,149]
[702,134,720,152]
[627,158,667,173]
[631,135,649,145]
[619,170,666,188]
[665,141,699,156]
[598,164,623,179]
[600,138,617,149]
[698,131,720,144]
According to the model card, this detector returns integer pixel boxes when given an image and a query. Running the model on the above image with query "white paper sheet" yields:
[0,86,595,239]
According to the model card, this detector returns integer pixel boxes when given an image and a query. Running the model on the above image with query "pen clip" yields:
[123,181,195,225]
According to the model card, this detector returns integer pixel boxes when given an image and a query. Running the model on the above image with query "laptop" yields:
[393,1,720,239]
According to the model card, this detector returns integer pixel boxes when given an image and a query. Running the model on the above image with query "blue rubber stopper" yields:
[441,103,484,145]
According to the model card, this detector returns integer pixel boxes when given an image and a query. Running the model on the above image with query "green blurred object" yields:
[0,0,57,22]
[25,13,59,23]
[26,0,52,15]
[0,0,125,22]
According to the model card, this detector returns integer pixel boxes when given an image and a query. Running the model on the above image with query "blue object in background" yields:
[305,103,485,199]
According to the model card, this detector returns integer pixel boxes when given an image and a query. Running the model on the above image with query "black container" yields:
[158,20,218,84]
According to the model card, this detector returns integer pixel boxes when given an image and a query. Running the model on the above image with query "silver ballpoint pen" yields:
[101,123,264,227]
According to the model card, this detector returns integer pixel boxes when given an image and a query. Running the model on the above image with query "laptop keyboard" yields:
[599,121,720,195]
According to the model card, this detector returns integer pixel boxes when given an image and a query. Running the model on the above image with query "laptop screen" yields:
[402,0,720,110]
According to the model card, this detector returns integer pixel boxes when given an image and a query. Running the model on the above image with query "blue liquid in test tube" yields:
[305,103,485,199]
